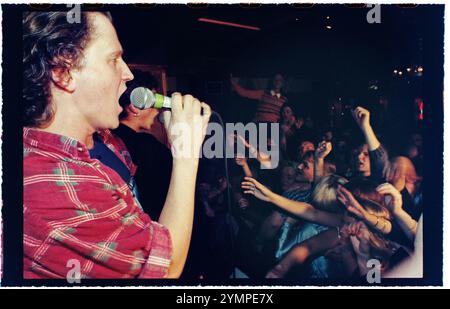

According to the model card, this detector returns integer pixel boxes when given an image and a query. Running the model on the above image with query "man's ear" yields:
[126,104,140,116]
[51,67,76,92]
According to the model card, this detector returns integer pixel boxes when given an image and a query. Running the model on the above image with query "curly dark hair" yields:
[23,11,111,127]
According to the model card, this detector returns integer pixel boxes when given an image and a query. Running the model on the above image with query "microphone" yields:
[131,87,216,124]
[130,87,172,109]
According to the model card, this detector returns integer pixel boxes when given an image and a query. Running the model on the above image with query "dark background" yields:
[112,4,426,121]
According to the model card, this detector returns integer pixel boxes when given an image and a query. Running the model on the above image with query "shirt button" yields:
[77,147,83,152]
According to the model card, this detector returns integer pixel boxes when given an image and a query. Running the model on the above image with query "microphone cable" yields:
[210,110,237,279]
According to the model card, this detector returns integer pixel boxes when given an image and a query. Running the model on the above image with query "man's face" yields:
[352,144,371,176]
[273,74,284,91]
[140,108,160,132]
[297,157,314,183]
[71,13,133,131]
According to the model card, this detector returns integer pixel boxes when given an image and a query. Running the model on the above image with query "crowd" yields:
[193,73,423,280]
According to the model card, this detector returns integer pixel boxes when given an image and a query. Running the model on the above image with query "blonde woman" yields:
[264,181,396,279]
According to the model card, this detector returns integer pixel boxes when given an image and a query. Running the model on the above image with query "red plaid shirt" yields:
[23,128,172,279]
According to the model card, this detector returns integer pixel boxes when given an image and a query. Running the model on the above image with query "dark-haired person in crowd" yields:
[349,106,388,183]
[290,139,315,163]
[231,73,288,123]
[350,106,421,259]
[23,11,210,278]
[110,69,172,220]
[351,106,422,217]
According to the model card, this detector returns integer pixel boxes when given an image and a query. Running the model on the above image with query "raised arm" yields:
[314,141,332,183]
[241,177,344,227]
[352,106,389,182]
[235,156,253,177]
[231,77,265,100]
[352,106,380,151]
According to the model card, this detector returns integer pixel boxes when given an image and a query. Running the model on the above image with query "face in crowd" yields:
[281,105,294,122]
[352,144,371,177]
[272,74,284,92]
[298,141,315,159]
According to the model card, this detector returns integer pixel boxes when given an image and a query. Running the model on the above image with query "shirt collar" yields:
[23,127,112,161]
[270,90,281,98]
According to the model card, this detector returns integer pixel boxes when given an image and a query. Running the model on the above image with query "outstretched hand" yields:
[337,185,369,220]
[376,182,403,215]
[241,177,273,202]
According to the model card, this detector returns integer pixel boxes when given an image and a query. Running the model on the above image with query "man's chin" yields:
[109,119,120,130]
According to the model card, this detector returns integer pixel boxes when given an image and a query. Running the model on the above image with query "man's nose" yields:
[122,61,134,82]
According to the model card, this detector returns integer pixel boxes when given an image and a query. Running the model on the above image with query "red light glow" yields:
[198,18,261,31]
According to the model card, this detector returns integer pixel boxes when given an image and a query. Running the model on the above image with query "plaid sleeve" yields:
[24,156,172,279]
[138,221,172,278]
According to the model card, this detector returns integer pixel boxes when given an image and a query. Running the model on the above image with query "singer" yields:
[23,11,211,279]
